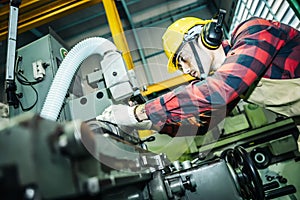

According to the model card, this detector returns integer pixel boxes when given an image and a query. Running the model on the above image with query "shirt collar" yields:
[221,40,231,56]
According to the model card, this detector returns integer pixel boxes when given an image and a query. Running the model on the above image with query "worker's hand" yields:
[96,104,152,130]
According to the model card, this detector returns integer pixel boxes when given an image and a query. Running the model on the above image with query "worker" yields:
[97,14,300,137]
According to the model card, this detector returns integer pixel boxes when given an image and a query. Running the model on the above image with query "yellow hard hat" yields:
[162,17,211,73]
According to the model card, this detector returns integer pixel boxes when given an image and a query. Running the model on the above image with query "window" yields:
[230,0,300,34]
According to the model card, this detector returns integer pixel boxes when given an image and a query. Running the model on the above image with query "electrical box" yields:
[10,34,69,121]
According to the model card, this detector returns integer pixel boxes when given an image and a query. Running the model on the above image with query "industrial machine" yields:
[1,30,299,199]
[0,113,298,199]
[1,2,299,199]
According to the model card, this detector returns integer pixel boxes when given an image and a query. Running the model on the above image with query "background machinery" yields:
[0,1,299,199]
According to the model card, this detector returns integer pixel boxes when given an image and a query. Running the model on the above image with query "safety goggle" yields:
[173,25,207,80]
[172,25,203,67]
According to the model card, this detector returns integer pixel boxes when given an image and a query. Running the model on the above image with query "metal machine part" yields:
[0,113,297,199]
[223,146,265,200]
[10,33,69,121]
[66,88,112,122]
[5,0,22,108]
[0,113,160,199]
[10,32,144,124]
[101,51,134,102]
[0,113,79,199]
[3,13,298,198]
[152,160,243,200]
[196,118,300,199]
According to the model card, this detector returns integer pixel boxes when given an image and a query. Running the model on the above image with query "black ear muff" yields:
[201,22,223,49]
[201,9,226,50]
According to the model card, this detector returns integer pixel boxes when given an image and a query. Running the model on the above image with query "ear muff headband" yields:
[201,9,226,50]
[201,22,223,49]
[172,25,203,67]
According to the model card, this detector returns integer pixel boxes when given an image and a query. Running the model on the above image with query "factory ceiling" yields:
[0,0,227,48]
[1,0,230,101]
[1,0,299,102]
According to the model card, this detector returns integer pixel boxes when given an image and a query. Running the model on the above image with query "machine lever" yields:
[265,185,296,199]
[263,181,280,191]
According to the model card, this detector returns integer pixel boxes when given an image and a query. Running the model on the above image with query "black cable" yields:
[15,56,43,85]
[96,119,118,127]
[17,73,42,85]
[17,74,39,112]
[15,56,39,111]
[96,119,120,135]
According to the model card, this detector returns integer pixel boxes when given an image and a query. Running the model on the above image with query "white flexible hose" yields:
[40,37,117,121]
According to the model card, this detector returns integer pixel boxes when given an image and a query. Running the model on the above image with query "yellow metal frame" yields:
[102,0,195,95]
[102,0,134,70]
[0,0,192,96]
[141,74,195,96]
[0,0,101,41]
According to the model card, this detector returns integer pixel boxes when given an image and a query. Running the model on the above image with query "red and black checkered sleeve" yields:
[145,17,292,136]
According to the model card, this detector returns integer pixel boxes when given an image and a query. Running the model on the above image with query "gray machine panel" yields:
[11,34,68,120]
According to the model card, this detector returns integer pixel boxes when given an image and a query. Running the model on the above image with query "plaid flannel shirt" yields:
[145,17,300,136]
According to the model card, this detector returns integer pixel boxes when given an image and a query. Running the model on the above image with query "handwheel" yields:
[225,146,265,200]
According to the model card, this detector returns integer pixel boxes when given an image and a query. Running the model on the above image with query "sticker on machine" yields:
[60,47,68,59]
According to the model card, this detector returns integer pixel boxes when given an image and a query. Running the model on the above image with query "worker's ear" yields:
[201,9,226,49]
